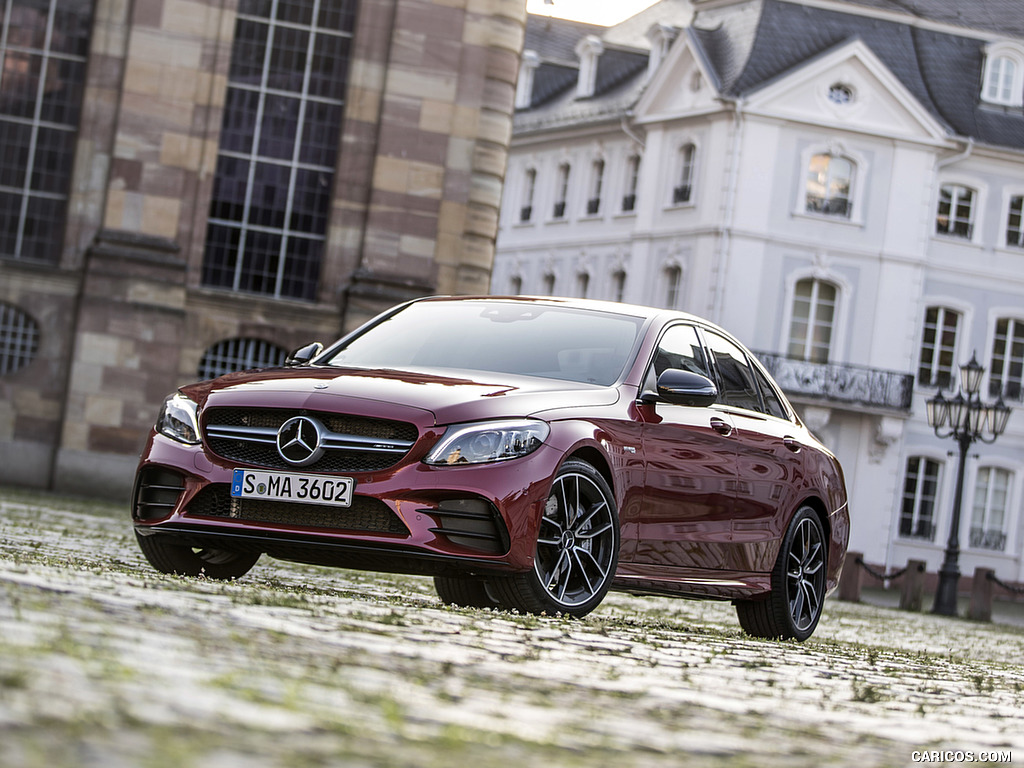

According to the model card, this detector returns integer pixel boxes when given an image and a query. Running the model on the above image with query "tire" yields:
[735,507,827,641]
[135,531,259,580]
[433,576,501,609]
[490,459,619,619]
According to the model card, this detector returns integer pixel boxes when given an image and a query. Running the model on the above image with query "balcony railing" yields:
[755,352,914,412]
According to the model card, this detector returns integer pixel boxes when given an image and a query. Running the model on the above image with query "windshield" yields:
[323,301,645,386]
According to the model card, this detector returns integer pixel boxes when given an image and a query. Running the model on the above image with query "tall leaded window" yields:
[0,0,92,262]
[542,272,555,295]
[917,307,961,388]
[202,0,356,301]
[509,275,522,295]
[787,278,837,364]
[576,271,589,298]
[197,337,287,379]
[990,317,1024,400]
[970,467,1011,552]
[672,143,694,204]
[936,184,975,239]
[806,154,853,217]
[1007,195,1024,248]
[899,457,940,541]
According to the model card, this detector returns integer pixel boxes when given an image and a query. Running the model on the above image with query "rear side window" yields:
[753,365,789,420]
[702,331,760,412]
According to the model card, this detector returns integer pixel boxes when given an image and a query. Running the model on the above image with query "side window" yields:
[752,365,789,420]
[702,331,760,412]
[643,324,710,394]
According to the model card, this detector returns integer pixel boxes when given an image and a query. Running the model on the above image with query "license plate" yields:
[231,469,354,508]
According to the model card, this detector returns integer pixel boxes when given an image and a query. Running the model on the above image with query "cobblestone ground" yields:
[1,489,1022,768]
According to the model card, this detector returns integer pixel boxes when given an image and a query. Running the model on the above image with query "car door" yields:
[633,324,737,570]
[700,330,806,573]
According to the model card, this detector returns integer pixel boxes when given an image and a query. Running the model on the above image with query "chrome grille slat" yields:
[201,407,418,473]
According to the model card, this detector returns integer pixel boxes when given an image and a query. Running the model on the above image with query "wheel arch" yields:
[566,445,615,497]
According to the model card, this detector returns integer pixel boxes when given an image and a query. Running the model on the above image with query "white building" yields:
[493,0,1024,590]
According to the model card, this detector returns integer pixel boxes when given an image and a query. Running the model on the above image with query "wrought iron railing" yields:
[755,352,914,412]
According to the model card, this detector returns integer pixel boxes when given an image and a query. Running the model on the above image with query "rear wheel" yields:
[735,507,826,641]
[433,576,500,609]
[135,532,259,580]
[490,459,619,618]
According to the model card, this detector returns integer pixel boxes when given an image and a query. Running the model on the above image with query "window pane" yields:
[704,331,760,411]
[644,324,709,393]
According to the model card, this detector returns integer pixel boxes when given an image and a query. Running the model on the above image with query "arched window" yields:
[989,317,1024,400]
[576,272,590,298]
[622,155,640,212]
[553,163,570,219]
[664,265,682,308]
[543,272,556,296]
[899,457,941,541]
[198,338,288,380]
[586,159,605,215]
[917,307,961,388]
[982,45,1024,107]
[612,270,626,302]
[936,184,976,239]
[520,168,536,223]
[806,154,854,217]
[672,144,695,204]
[787,278,837,363]
[509,275,522,295]
[970,467,1011,551]
[1006,195,1024,248]
[0,302,41,375]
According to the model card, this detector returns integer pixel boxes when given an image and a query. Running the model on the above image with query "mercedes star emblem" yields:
[276,416,326,466]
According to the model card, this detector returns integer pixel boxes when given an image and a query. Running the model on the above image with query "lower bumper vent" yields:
[185,485,407,535]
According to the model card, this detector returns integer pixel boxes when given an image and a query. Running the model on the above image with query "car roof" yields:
[412,294,711,328]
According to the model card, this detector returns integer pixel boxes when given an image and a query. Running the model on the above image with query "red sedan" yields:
[132,296,849,640]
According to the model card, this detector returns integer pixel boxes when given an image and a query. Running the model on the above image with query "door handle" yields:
[710,417,733,436]
[783,436,802,453]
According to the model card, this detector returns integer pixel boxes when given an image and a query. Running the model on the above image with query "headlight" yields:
[424,419,549,466]
[157,393,201,445]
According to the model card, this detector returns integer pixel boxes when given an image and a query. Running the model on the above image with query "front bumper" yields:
[132,431,563,575]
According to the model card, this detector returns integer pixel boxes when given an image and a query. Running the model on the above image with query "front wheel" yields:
[735,507,827,641]
[490,459,619,618]
[433,576,501,609]
[135,531,260,580]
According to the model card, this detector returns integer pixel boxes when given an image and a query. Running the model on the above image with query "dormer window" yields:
[515,50,541,110]
[645,23,677,81]
[982,43,1024,107]
[575,36,603,99]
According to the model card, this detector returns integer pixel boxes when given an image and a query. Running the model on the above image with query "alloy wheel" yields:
[533,470,617,608]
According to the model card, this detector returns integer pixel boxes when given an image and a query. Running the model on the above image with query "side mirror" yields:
[649,369,718,407]
[285,342,324,366]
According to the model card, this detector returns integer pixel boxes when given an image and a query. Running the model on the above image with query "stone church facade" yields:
[0,0,526,496]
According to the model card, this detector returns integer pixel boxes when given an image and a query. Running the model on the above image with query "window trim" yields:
[967,464,1016,553]
[985,312,1024,401]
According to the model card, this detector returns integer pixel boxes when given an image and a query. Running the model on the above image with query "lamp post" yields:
[925,353,1012,616]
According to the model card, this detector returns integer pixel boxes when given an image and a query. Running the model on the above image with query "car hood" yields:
[183,366,620,426]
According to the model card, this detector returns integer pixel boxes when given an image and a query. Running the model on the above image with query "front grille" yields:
[186,485,407,534]
[134,466,186,521]
[202,407,418,473]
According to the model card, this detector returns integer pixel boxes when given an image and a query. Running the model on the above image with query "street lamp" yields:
[925,353,1013,616]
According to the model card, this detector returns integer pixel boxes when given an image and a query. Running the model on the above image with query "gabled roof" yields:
[515,0,1024,150]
